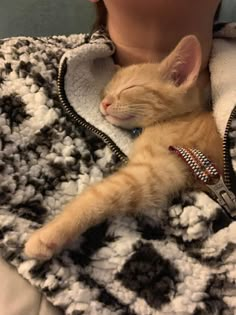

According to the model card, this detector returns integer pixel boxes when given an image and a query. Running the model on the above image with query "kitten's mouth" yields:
[99,104,135,123]
[108,114,135,121]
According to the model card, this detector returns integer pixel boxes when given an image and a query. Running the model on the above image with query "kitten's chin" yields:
[104,114,135,130]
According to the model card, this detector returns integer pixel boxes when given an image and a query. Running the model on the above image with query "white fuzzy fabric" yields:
[62,34,133,156]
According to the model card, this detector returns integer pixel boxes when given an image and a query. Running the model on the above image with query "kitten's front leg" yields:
[25,153,189,260]
[24,186,116,260]
[24,172,136,260]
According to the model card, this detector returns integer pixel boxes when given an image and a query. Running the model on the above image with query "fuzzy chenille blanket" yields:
[0,24,236,315]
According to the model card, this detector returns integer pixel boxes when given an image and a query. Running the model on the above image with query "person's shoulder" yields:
[0,33,89,96]
[0,33,89,79]
[0,33,88,52]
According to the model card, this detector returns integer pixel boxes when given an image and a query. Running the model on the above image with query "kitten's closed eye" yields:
[100,85,153,129]
[100,83,169,130]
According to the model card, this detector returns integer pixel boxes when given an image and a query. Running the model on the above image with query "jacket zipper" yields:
[207,106,236,219]
[57,57,128,164]
[222,105,236,192]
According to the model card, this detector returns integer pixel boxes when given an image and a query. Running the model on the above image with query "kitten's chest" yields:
[133,123,191,151]
[131,113,222,168]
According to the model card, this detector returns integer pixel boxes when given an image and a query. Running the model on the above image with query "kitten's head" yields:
[100,35,204,129]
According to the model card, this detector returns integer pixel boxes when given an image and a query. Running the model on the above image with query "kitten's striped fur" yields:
[25,35,222,260]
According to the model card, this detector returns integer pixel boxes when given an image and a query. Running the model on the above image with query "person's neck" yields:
[109,22,213,68]
[107,17,213,104]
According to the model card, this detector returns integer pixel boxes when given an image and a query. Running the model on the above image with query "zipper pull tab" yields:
[207,177,236,220]
[169,146,236,220]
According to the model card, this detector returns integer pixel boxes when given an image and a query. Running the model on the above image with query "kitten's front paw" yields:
[24,229,56,260]
[24,221,73,260]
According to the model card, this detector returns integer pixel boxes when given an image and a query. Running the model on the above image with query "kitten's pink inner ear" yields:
[160,35,202,88]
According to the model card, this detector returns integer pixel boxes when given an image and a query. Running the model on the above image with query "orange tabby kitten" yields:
[25,35,222,260]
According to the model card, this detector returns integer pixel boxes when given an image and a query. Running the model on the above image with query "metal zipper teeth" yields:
[222,105,236,190]
[57,57,128,164]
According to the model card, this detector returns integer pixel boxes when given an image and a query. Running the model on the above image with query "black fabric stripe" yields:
[116,241,179,310]
[136,215,166,240]
[193,275,232,315]
[0,94,30,129]
[67,221,117,267]
[78,273,138,315]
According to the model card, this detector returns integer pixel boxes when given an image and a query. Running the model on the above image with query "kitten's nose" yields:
[101,96,114,111]
[102,100,111,110]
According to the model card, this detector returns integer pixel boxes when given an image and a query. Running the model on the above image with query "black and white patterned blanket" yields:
[1,24,236,315]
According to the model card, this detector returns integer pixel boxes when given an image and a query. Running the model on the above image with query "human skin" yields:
[89,0,221,98]
[89,0,220,68]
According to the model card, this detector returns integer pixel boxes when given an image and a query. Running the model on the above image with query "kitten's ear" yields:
[159,35,202,88]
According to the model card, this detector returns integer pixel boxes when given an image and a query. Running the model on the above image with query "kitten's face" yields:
[100,65,174,129]
[99,35,202,130]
